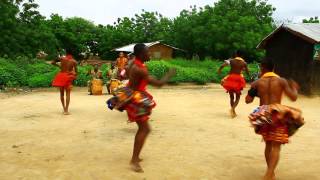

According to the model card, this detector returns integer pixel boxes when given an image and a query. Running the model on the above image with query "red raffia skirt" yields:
[221,74,246,94]
[52,72,76,89]
[249,104,304,144]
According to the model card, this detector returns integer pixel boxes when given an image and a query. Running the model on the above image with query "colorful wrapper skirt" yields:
[221,74,246,94]
[52,72,76,89]
[249,104,304,144]
[107,87,156,122]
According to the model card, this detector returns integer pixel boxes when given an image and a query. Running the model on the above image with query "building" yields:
[112,41,184,59]
[257,23,320,94]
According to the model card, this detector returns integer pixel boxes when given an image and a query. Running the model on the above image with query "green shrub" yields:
[28,71,57,88]
[0,58,28,86]
[74,66,91,87]
[147,59,259,84]
[0,57,259,88]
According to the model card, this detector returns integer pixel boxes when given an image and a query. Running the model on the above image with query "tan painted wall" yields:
[148,44,173,60]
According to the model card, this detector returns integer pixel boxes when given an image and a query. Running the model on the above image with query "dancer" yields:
[116,52,128,79]
[52,49,78,115]
[106,63,120,94]
[218,50,249,118]
[107,44,176,173]
[246,58,304,180]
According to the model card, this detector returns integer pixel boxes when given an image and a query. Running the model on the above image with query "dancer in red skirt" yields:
[218,50,250,118]
[107,44,176,172]
[52,49,78,115]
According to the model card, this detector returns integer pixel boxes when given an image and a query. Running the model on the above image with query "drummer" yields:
[106,63,119,94]
[87,65,103,95]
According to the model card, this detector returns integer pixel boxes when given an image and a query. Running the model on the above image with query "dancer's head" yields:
[65,48,73,56]
[260,58,275,74]
[233,50,244,58]
[134,43,150,62]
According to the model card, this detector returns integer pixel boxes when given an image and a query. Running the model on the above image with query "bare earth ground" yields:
[0,84,319,180]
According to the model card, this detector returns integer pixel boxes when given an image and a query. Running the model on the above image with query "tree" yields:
[0,0,57,58]
[303,16,319,23]
[47,15,98,59]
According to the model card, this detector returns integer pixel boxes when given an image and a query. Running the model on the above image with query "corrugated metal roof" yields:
[113,41,183,52]
[257,23,320,49]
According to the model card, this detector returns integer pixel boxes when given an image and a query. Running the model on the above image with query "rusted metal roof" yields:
[112,41,184,52]
[257,23,320,49]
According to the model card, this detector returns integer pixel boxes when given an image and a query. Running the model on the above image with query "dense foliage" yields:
[303,16,320,23]
[0,58,259,88]
[1,0,276,61]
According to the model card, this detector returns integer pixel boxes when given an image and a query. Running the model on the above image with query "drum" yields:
[110,79,121,94]
[91,79,103,95]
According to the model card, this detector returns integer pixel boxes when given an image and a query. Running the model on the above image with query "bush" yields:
[74,66,91,87]
[28,71,57,88]
[147,59,259,85]
[0,57,259,88]
[0,58,28,86]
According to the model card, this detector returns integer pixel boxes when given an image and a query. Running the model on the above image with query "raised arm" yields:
[73,61,78,75]
[244,63,250,76]
[282,78,299,101]
[148,69,176,87]
[218,60,229,74]
[51,57,60,68]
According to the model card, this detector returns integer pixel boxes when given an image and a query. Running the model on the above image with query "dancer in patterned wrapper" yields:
[107,44,176,173]
[218,50,250,118]
[245,58,304,180]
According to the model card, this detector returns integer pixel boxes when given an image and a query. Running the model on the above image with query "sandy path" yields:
[0,85,319,180]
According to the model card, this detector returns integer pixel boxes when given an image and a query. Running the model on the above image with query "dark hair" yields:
[261,58,275,71]
[134,43,146,56]
[65,48,73,55]
[233,50,244,58]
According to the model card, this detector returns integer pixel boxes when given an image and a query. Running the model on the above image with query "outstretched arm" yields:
[51,57,60,68]
[245,81,258,104]
[74,61,78,75]
[244,63,250,76]
[218,60,229,74]
[282,78,299,101]
[148,69,176,87]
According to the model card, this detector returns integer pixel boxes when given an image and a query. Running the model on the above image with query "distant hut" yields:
[257,23,320,94]
[112,41,184,60]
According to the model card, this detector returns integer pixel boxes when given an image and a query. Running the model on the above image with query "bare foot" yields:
[263,173,276,180]
[63,111,70,115]
[230,109,237,118]
[130,161,144,173]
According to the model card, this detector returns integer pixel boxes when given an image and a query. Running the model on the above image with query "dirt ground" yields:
[0,84,319,180]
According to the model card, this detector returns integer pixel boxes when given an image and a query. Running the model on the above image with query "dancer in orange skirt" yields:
[52,49,78,115]
[107,44,176,173]
[245,58,303,180]
[218,50,249,118]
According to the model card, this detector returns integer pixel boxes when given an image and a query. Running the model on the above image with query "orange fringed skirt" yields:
[52,72,76,89]
[249,104,304,144]
[221,74,246,94]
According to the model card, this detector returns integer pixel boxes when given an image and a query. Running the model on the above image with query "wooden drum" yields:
[91,79,103,95]
[110,79,121,94]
